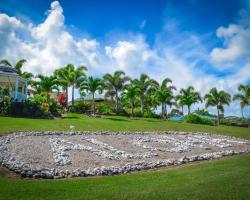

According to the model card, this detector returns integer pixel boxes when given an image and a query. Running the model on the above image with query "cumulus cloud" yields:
[0,1,100,75]
[0,1,249,117]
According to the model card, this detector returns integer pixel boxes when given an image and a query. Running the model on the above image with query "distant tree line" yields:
[1,59,249,124]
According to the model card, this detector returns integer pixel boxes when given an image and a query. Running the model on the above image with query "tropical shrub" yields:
[49,98,62,117]
[0,96,12,116]
[143,110,157,118]
[71,101,91,113]
[185,114,214,126]
[96,103,111,115]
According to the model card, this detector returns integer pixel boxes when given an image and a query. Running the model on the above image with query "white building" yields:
[0,65,28,101]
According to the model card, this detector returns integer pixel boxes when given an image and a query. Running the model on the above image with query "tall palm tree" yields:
[54,67,70,105]
[204,87,231,125]
[134,73,159,115]
[233,84,250,118]
[80,76,103,114]
[175,94,185,114]
[103,70,130,113]
[55,64,87,106]
[0,59,34,81]
[121,83,140,117]
[179,86,202,114]
[36,75,58,102]
[156,78,176,119]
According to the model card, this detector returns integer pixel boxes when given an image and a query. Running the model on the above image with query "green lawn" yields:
[0,113,250,139]
[1,155,250,200]
[0,114,250,200]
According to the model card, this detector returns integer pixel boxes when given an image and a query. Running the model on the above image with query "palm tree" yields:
[179,86,202,114]
[233,84,250,118]
[204,87,231,125]
[36,75,58,102]
[54,67,70,105]
[175,94,185,114]
[55,64,87,106]
[80,76,103,114]
[103,71,130,113]
[134,73,159,115]
[156,78,176,119]
[0,59,34,81]
[121,83,140,117]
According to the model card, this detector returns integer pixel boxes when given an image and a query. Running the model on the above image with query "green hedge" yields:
[185,114,214,126]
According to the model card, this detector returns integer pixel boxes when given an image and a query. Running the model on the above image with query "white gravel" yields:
[0,131,250,179]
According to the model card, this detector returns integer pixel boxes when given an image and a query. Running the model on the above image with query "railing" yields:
[10,91,27,102]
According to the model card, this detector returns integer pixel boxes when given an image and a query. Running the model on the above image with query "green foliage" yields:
[185,114,214,126]
[193,109,216,117]
[143,110,157,118]
[49,98,63,117]
[71,101,91,113]
[96,103,112,115]
[30,94,47,104]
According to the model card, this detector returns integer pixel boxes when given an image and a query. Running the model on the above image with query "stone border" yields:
[0,131,249,179]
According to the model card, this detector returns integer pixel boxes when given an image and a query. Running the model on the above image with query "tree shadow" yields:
[105,117,129,122]
[62,116,80,119]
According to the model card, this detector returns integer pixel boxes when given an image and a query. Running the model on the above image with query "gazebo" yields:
[0,65,28,101]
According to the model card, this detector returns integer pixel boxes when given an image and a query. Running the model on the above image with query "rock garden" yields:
[0,131,250,179]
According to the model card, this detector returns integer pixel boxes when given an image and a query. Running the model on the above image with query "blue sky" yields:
[0,0,249,116]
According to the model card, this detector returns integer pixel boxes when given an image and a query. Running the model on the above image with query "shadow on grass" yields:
[104,117,129,122]
[62,116,81,119]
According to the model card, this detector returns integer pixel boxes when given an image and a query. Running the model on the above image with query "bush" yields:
[185,114,214,126]
[71,101,91,113]
[143,110,157,118]
[96,103,111,115]
[49,98,63,117]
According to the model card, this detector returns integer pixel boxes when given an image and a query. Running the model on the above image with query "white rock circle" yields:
[0,131,249,179]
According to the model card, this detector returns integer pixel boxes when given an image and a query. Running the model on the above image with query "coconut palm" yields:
[121,83,140,117]
[54,67,70,105]
[233,84,250,118]
[103,71,130,113]
[36,75,58,102]
[134,73,159,115]
[0,59,34,81]
[179,86,202,114]
[204,87,231,125]
[156,78,176,119]
[55,64,87,106]
[175,94,185,114]
[80,77,103,114]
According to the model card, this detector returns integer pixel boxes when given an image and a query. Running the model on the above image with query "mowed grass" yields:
[0,155,250,200]
[0,113,249,139]
[0,114,250,200]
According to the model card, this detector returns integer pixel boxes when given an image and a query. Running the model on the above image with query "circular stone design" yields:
[0,131,250,179]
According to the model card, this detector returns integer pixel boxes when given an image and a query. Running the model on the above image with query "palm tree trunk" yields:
[165,104,168,118]
[161,102,164,119]
[188,105,190,114]
[141,97,144,116]
[72,84,75,107]
[92,93,95,115]
[115,90,119,113]
[241,106,244,119]
[181,105,183,115]
[217,105,220,125]
[131,102,134,118]
[66,87,68,106]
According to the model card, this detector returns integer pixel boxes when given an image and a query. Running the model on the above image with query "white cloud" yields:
[0,1,99,75]
[211,23,250,63]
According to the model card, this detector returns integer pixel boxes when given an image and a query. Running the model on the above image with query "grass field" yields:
[0,113,250,139]
[0,114,250,200]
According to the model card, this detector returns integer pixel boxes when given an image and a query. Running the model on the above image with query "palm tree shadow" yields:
[63,116,80,119]
[105,117,129,122]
